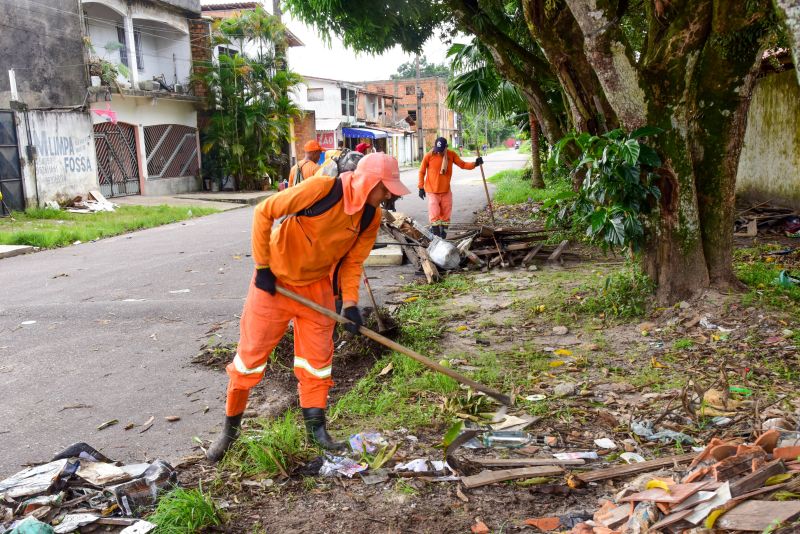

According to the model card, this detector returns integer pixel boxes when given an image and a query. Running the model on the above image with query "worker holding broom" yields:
[418,137,483,239]
[207,153,410,462]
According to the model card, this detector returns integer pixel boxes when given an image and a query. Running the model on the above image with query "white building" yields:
[83,0,204,197]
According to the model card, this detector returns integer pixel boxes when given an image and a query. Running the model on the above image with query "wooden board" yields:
[715,500,800,531]
[618,482,708,504]
[418,248,440,284]
[730,459,786,497]
[472,458,585,467]
[577,453,697,483]
[461,466,564,489]
[547,240,569,262]
[521,243,544,265]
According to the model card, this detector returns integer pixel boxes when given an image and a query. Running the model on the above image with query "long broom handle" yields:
[476,146,496,226]
[275,285,513,406]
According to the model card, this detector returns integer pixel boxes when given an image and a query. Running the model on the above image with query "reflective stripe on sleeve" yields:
[293,356,332,378]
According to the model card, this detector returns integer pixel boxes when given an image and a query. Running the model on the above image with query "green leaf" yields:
[620,139,640,166]
[630,126,663,139]
[639,144,661,167]
[442,420,464,448]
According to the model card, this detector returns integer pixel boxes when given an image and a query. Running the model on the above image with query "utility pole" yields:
[415,55,424,161]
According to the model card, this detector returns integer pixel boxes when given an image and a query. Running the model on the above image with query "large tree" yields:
[286,0,797,303]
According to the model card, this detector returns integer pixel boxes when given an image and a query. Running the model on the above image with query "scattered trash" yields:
[113,460,177,516]
[524,394,547,402]
[553,452,599,461]
[65,191,116,213]
[96,419,119,431]
[594,438,617,449]
[480,431,532,448]
[168,289,190,294]
[620,452,646,464]
[318,454,367,478]
[20,321,36,326]
[0,444,179,533]
[632,420,695,444]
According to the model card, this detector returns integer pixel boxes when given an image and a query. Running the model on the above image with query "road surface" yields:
[0,150,527,473]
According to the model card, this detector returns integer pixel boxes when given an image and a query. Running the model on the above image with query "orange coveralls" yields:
[417,149,477,226]
[288,158,321,187]
[225,176,380,415]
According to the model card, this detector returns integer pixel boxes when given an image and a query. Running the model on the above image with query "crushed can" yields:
[112,460,177,516]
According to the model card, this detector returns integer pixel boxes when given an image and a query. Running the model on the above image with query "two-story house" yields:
[84,0,206,197]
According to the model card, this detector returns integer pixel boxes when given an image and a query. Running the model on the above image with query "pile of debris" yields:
[382,212,578,282]
[735,201,800,238]
[44,191,117,214]
[0,443,176,533]
[573,429,800,533]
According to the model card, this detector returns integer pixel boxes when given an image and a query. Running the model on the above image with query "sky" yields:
[200,1,458,82]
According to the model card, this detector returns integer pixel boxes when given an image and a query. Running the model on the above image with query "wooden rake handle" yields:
[275,285,513,406]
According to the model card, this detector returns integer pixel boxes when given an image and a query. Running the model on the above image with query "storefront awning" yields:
[342,127,388,139]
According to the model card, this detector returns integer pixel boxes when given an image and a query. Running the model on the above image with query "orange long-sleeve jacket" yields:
[418,149,477,194]
[251,176,380,303]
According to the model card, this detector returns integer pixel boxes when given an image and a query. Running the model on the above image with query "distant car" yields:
[514,141,521,149]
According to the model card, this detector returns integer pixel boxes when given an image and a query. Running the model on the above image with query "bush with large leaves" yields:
[548,127,662,252]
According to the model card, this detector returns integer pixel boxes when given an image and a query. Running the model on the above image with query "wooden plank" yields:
[521,243,544,265]
[461,466,563,489]
[418,248,440,283]
[730,459,786,497]
[577,453,697,483]
[472,458,585,467]
[715,500,800,531]
[547,240,569,262]
[618,482,709,504]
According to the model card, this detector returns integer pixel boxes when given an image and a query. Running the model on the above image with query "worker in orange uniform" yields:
[206,153,410,462]
[289,140,324,187]
[418,137,483,239]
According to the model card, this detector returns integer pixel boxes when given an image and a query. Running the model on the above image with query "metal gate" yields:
[143,124,199,179]
[0,111,23,212]
[93,122,140,197]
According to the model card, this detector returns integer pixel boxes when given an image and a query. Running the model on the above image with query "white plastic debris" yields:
[620,452,646,464]
[0,459,69,499]
[594,438,617,449]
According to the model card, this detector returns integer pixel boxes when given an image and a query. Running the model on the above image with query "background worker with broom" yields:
[417,137,483,239]
[206,153,410,462]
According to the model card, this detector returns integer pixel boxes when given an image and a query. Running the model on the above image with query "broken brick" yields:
[471,520,490,534]
[773,446,800,461]
[524,517,561,531]
[754,429,780,453]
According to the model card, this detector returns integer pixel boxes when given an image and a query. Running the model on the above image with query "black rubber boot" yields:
[431,226,441,238]
[302,408,346,451]
[440,226,448,240]
[206,414,242,463]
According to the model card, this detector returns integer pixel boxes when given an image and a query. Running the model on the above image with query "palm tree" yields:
[198,7,302,189]
[447,40,557,188]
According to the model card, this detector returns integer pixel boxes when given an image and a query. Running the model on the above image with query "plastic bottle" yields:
[481,431,532,448]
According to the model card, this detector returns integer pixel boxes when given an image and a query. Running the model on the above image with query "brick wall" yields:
[363,77,458,152]
[188,19,211,101]
[293,110,317,163]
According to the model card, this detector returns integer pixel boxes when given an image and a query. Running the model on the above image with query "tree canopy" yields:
[284,0,800,303]
[391,56,450,79]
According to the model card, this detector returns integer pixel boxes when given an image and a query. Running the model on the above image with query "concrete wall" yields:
[736,69,800,210]
[0,0,87,108]
[16,111,98,206]
[293,110,317,161]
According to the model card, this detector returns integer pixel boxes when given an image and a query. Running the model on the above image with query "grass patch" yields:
[734,246,800,308]
[221,411,309,477]
[487,168,571,205]
[148,487,221,534]
[0,205,219,248]
[566,266,655,319]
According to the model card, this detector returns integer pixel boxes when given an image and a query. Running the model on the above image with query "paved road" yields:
[0,150,527,474]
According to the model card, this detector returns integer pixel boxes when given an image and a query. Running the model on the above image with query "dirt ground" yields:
[174,204,799,533]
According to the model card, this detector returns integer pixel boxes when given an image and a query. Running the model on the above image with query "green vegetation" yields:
[148,487,221,534]
[0,205,218,248]
[487,168,570,205]
[572,266,655,319]
[222,411,309,476]
[734,246,800,307]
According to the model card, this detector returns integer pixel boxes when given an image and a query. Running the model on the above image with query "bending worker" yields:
[289,139,323,187]
[418,137,483,239]
[207,153,410,462]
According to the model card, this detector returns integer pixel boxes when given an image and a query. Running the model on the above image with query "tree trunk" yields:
[529,111,545,188]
